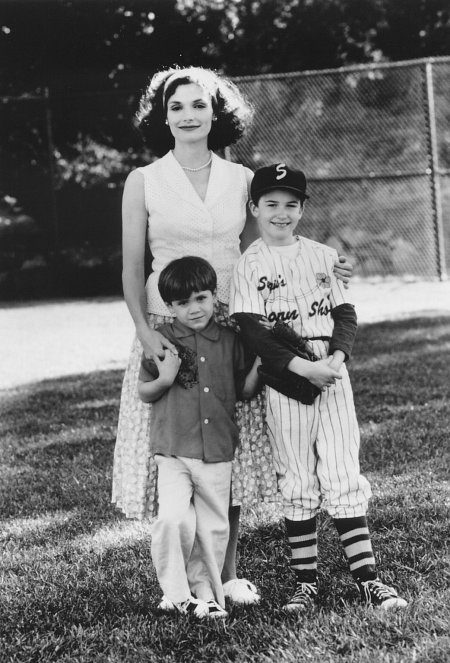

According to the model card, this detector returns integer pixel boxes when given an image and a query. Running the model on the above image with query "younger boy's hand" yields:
[154,350,181,386]
[304,358,342,390]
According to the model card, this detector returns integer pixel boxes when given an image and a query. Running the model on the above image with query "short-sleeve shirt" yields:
[139,318,250,463]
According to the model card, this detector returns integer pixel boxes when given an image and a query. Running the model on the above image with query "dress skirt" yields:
[112,302,279,520]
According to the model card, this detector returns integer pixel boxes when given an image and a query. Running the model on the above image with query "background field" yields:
[2,278,450,391]
[1,303,449,662]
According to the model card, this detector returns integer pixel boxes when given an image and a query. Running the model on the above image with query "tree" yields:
[176,0,450,74]
[0,0,205,94]
[375,0,450,61]
[1,0,449,95]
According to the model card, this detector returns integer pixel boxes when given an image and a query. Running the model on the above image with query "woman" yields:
[112,66,353,605]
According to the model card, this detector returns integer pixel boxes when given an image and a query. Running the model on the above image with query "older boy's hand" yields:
[304,358,342,390]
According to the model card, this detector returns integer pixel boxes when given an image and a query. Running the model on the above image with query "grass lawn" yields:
[1,315,450,663]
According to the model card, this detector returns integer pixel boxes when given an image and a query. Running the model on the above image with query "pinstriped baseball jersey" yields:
[230,236,352,355]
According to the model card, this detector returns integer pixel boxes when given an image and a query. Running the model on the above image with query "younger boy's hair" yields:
[158,256,217,304]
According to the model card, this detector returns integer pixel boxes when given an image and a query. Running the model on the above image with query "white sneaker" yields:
[175,597,210,619]
[158,595,176,611]
[222,578,260,605]
[205,599,228,619]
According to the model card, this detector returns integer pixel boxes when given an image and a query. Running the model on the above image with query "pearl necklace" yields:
[179,152,212,172]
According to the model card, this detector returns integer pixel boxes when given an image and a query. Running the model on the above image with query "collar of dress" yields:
[160,150,233,209]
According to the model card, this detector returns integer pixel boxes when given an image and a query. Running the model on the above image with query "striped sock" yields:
[333,516,377,581]
[285,517,318,583]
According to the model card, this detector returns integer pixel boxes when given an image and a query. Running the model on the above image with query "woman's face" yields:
[166,83,214,146]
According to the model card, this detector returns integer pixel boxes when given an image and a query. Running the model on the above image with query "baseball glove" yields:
[141,344,199,389]
[258,321,321,405]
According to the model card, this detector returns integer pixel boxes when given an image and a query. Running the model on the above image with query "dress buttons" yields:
[204,387,210,393]
[204,418,209,424]
[200,356,206,362]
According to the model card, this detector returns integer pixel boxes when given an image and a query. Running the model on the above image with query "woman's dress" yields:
[112,151,277,519]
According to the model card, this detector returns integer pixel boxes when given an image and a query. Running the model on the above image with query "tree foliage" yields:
[0,0,449,94]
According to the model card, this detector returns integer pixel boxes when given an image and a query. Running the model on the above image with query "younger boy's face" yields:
[168,290,215,331]
[250,189,303,246]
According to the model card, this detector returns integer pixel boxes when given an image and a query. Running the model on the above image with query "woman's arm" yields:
[240,355,262,400]
[122,170,175,358]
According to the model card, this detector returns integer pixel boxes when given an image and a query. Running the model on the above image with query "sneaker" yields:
[222,578,261,605]
[174,596,210,619]
[357,578,408,610]
[283,581,318,612]
[205,599,228,619]
[158,595,175,611]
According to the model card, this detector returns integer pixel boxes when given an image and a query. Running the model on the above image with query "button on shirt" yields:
[139,318,250,463]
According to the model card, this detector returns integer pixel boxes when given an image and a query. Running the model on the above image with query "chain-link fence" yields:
[1,57,449,298]
[230,57,450,280]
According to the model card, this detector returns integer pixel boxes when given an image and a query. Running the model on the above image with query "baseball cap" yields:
[250,163,309,202]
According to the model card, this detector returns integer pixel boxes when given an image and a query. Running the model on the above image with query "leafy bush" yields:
[54,136,153,189]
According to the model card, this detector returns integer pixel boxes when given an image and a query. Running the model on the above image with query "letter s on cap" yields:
[275,163,287,180]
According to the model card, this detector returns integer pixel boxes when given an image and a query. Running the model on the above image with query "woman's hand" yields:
[139,327,176,360]
[333,255,354,288]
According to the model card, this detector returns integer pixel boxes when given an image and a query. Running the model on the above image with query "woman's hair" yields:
[136,66,254,156]
[158,256,217,304]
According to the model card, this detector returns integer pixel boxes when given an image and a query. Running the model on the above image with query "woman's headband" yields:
[163,71,186,97]
[162,68,217,107]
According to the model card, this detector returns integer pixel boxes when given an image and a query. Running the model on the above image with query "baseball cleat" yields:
[357,578,408,610]
[283,580,318,612]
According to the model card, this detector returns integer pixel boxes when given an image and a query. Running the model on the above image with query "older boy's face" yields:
[168,290,215,331]
[250,190,303,246]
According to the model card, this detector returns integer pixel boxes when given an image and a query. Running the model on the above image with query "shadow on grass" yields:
[1,315,449,529]
[0,370,125,533]
[1,316,449,662]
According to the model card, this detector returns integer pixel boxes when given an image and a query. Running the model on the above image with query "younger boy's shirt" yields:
[229,236,356,369]
[139,317,250,462]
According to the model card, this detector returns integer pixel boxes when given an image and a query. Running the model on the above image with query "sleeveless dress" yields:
[112,152,278,519]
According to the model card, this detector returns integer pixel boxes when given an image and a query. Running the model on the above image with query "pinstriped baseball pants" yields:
[265,365,372,521]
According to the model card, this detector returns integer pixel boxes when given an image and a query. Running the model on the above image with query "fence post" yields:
[424,60,447,280]
[44,87,60,260]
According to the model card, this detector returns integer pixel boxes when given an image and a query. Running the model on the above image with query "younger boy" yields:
[230,163,407,611]
[138,256,260,620]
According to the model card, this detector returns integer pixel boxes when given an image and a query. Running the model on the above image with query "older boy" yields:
[138,256,260,619]
[229,163,407,611]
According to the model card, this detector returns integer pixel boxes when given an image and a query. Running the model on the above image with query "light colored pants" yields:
[266,365,372,521]
[151,455,232,607]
